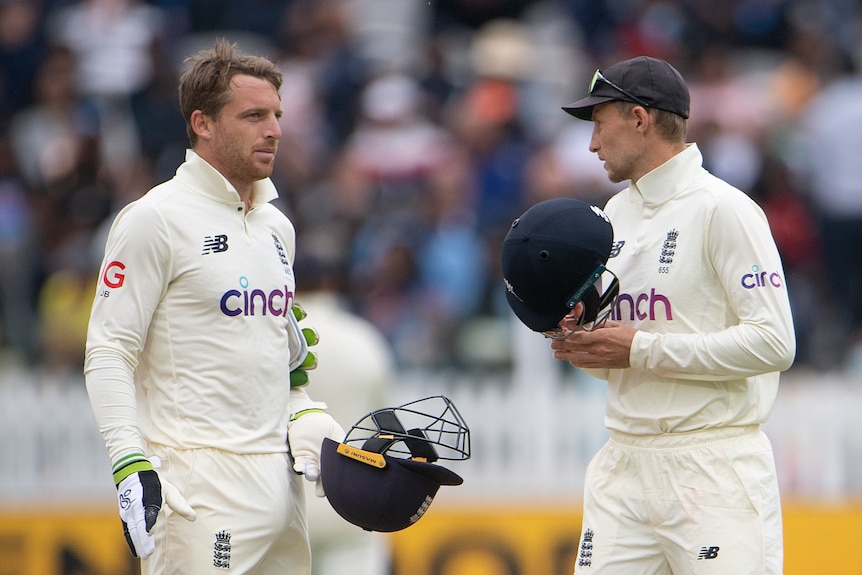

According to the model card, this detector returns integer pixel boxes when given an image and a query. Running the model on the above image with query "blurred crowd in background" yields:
[0,0,861,375]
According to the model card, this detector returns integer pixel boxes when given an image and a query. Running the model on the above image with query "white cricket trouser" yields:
[142,445,310,575]
[574,425,782,575]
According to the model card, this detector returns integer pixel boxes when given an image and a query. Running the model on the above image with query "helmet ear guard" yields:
[320,396,470,532]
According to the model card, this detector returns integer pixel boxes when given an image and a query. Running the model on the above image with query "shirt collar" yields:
[176,149,279,207]
[629,143,703,205]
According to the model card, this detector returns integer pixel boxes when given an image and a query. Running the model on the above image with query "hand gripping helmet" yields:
[320,395,470,532]
[501,197,618,333]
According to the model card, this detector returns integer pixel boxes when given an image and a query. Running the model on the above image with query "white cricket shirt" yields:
[600,144,795,435]
[85,151,299,460]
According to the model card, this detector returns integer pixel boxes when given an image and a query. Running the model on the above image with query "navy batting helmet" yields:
[320,395,470,532]
[501,197,618,334]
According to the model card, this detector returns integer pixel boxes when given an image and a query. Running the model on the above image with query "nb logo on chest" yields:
[202,234,229,255]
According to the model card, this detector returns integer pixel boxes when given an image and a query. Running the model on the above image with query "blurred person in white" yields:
[46,0,166,169]
[84,39,344,574]
[8,44,101,196]
[335,72,449,221]
[293,248,395,575]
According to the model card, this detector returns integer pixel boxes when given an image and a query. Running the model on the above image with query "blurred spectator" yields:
[2,0,862,375]
[267,0,371,243]
[187,0,288,39]
[446,77,531,233]
[752,153,823,367]
[336,72,448,221]
[523,121,623,208]
[7,44,107,272]
[128,44,187,182]
[0,135,38,364]
[430,0,539,33]
[792,69,862,367]
[414,146,487,366]
[46,0,166,171]
[0,0,47,120]
[279,0,369,154]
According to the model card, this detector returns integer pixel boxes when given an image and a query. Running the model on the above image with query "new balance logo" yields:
[202,234,229,254]
[697,546,720,560]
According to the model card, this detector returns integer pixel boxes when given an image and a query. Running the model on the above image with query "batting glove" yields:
[113,453,196,559]
[289,303,319,388]
[288,397,345,497]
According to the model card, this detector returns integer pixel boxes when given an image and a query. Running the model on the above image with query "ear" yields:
[632,105,651,133]
[190,110,213,141]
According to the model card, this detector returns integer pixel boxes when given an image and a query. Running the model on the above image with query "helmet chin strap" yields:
[361,410,440,462]
[578,287,602,324]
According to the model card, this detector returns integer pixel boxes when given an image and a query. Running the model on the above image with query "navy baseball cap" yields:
[563,56,690,120]
[502,198,614,332]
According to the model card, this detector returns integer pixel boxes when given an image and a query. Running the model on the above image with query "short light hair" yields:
[618,101,687,143]
[178,38,283,146]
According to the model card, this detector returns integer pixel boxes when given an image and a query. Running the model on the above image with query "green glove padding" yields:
[290,303,319,387]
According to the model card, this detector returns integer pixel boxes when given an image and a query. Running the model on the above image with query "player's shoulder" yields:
[696,170,760,207]
[694,172,768,230]
[108,180,179,233]
[257,201,297,234]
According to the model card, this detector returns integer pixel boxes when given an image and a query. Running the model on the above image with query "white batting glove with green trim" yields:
[113,453,196,559]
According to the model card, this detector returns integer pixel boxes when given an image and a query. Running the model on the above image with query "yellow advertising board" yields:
[1,502,861,574]
[0,507,134,575]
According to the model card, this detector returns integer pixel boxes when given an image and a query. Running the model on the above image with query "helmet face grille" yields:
[343,395,471,462]
[319,396,471,532]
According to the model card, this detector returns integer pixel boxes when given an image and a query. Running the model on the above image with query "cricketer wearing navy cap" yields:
[501,197,618,336]
[549,54,794,575]
[562,55,690,121]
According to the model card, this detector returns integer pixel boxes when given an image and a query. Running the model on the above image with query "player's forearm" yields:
[630,319,795,380]
[85,348,145,462]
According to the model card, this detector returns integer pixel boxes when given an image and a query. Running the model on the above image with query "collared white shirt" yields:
[85,151,298,460]
[599,143,795,435]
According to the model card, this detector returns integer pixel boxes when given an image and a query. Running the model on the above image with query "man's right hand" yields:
[117,469,162,558]
[114,454,196,559]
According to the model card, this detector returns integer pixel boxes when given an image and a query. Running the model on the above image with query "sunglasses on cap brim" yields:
[589,69,650,109]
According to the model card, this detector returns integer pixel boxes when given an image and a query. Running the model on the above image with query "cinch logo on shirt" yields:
[740,265,782,289]
[219,276,294,317]
[611,288,673,322]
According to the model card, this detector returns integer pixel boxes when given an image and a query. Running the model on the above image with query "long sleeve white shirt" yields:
[599,143,795,435]
[85,151,301,461]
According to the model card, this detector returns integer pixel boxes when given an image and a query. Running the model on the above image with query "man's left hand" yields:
[288,410,345,497]
[549,321,636,369]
